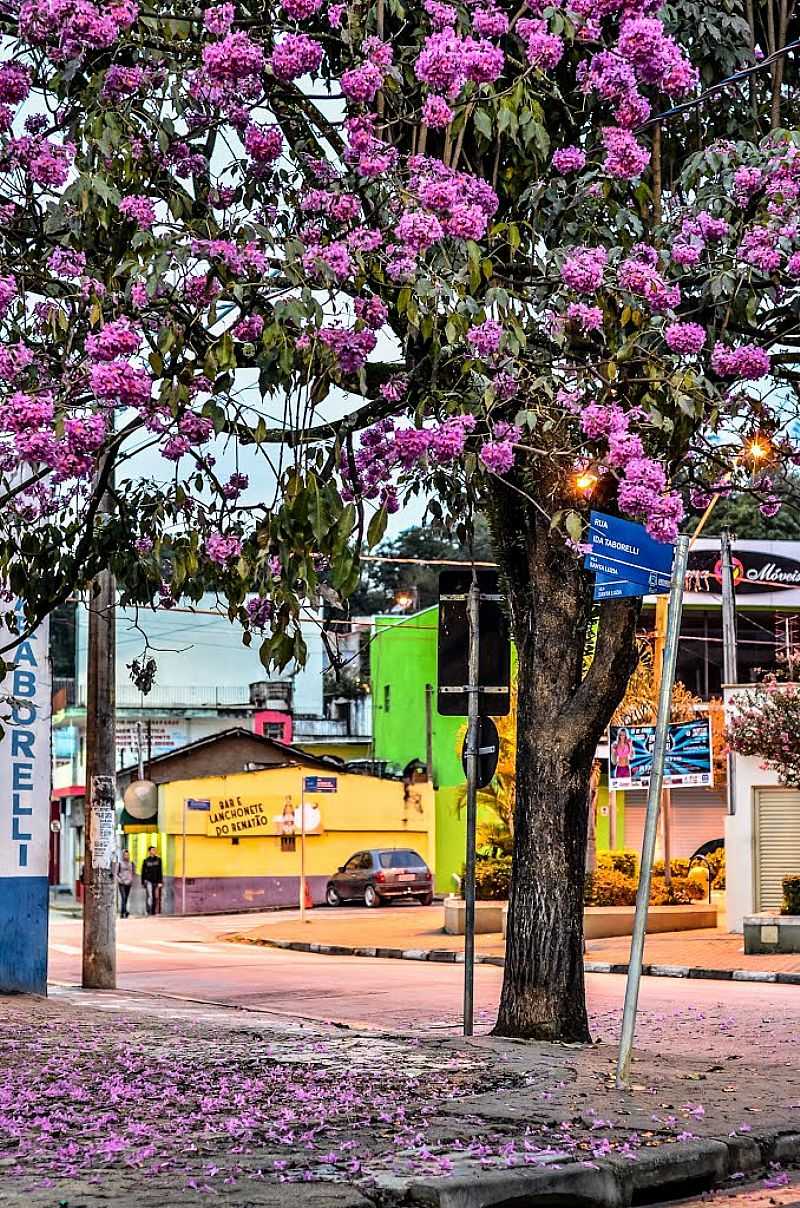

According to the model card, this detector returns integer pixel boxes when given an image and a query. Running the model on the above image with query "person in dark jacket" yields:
[141,847,163,915]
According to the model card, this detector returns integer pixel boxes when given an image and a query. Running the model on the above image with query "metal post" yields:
[425,683,435,788]
[616,535,689,1088]
[653,596,672,884]
[181,798,187,916]
[299,776,307,923]
[720,530,738,686]
[720,530,738,816]
[82,569,117,989]
[463,571,480,1037]
[609,788,618,849]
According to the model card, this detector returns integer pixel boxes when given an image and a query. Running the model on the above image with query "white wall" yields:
[724,685,788,931]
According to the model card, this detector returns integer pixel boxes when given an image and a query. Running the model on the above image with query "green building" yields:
[371,606,622,894]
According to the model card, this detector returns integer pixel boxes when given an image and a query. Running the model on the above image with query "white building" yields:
[725,683,800,931]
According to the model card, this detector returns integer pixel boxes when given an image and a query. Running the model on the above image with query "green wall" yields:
[371,607,624,893]
[372,608,465,891]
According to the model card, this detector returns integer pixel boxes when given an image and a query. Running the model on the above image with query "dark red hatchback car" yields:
[326,848,433,908]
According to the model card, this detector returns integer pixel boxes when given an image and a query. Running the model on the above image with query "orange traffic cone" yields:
[303,880,313,910]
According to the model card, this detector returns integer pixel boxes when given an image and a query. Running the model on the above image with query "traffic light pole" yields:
[463,571,480,1037]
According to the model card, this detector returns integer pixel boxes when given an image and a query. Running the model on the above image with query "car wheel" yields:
[326,885,342,907]
[418,893,433,906]
[364,884,382,908]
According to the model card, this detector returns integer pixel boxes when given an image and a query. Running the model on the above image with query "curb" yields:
[400,1131,800,1207]
[228,935,800,985]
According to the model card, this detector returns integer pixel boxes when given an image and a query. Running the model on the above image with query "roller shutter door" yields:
[623,789,726,858]
[755,789,800,911]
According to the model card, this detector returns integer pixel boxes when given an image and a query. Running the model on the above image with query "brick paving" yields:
[225,903,800,976]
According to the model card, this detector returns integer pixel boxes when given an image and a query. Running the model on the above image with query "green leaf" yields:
[565,511,583,544]
[473,109,493,140]
[367,506,388,548]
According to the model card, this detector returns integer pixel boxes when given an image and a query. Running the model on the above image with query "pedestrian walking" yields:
[140,846,163,915]
[117,850,134,918]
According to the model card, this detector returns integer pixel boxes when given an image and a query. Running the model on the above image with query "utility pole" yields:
[463,572,480,1038]
[82,564,117,988]
[720,529,738,816]
[653,596,672,884]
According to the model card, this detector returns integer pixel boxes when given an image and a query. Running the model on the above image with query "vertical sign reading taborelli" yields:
[0,600,51,995]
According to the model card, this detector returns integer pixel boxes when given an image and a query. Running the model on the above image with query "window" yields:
[280,834,296,852]
[383,684,391,713]
[344,854,364,872]
[379,850,426,869]
[263,722,285,740]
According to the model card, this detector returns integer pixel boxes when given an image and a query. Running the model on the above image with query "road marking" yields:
[147,940,226,953]
[116,943,162,955]
[50,943,81,955]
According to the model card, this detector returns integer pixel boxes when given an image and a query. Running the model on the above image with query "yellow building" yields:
[127,762,435,914]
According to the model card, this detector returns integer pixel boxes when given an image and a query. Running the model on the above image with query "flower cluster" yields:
[710,343,771,380]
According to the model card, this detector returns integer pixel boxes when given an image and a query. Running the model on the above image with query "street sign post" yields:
[438,568,510,1037]
[616,534,691,1088]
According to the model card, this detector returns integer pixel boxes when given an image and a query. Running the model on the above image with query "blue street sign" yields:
[593,576,649,601]
[589,511,674,581]
[303,775,338,793]
[585,552,672,591]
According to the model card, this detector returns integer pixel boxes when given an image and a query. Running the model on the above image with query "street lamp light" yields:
[394,587,418,613]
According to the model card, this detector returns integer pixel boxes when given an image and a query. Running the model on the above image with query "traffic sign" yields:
[438,570,511,716]
[589,511,674,581]
[461,717,500,789]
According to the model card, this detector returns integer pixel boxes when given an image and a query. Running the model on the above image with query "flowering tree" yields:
[727,681,800,787]
[3,0,800,1039]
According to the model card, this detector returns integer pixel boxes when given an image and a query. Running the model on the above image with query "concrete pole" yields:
[82,568,117,989]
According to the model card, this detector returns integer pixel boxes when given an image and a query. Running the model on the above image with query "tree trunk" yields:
[490,510,639,1041]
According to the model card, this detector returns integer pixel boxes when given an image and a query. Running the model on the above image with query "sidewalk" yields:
[2,985,800,1207]
[224,905,800,981]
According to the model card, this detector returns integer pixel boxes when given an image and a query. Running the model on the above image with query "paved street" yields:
[653,1173,800,1206]
[48,908,800,1059]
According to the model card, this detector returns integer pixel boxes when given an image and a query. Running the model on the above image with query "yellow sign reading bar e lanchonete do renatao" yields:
[206,794,323,838]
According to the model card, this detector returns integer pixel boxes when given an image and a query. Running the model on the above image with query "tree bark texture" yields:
[490,508,639,1041]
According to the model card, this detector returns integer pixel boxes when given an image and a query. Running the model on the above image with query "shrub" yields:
[585,869,638,906]
[650,876,695,906]
[474,856,512,901]
[586,869,707,908]
[597,850,639,879]
[782,874,800,915]
[652,857,690,879]
[706,846,726,890]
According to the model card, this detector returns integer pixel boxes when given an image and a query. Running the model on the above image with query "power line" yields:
[637,38,800,132]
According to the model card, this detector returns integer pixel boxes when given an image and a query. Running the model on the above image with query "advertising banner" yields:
[206,793,323,838]
[609,719,713,790]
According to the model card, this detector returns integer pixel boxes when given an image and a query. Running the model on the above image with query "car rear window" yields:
[379,851,426,869]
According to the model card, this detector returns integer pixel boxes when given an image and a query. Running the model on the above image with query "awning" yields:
[52,784,85,800]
